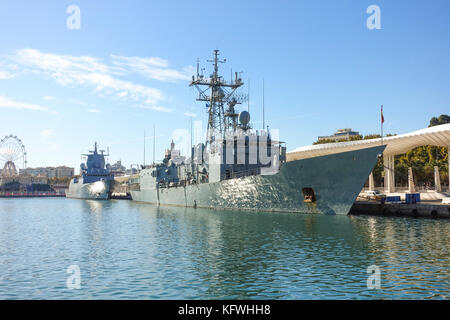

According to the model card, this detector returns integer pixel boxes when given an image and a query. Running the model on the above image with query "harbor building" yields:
[125,167,139,175]
[318,128,361,142]
[1,174,48,186]
[2,166,73,191]
[110,161,126,176]
[165,140,186,165]
[19,166,74,178]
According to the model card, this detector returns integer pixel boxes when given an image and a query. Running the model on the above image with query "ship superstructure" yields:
[66,142,113,200]
[130,50,385,215]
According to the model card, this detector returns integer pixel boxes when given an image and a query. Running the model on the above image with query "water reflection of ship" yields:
[84,199,105,213]
[127,205,369,298]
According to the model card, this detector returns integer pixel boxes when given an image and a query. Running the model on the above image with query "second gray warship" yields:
[130,50,385,215]
[66,143,113,200]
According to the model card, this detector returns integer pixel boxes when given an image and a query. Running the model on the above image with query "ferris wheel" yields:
[0,135,27,177]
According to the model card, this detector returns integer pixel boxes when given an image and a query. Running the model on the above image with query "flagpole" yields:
[381,104,384,146]
[381,118,383,145]
[153,124,156,165]
[143,129,146,167]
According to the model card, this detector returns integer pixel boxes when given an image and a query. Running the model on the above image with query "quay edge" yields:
[349,201,450,219]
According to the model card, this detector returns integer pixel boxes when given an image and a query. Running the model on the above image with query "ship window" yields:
[302,188,316,203]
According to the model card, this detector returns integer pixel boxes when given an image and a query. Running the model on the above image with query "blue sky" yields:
[0,0,449,171]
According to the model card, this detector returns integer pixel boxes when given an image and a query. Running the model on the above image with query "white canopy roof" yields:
[287,123,450,161]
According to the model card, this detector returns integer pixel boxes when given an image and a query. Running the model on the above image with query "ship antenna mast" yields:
[248,78,250,112]
[262,79,265,131]
[190,50,244,147]
[153,124,156,165]
[143,129,146,167]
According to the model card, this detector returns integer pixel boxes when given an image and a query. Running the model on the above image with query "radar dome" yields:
[239,111,250,126]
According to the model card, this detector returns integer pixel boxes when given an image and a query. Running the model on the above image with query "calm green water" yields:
[0,198,449,299]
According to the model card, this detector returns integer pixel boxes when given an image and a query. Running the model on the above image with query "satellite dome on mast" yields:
[239,110,251,129]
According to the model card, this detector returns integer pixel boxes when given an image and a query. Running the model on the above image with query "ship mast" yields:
[190,50,244,146]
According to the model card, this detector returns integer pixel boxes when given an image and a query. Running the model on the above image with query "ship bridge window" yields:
[302,188,316,203]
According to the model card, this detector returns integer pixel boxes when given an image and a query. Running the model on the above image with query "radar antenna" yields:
[190,50,245,145]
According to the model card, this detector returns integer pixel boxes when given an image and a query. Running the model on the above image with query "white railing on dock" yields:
[0,191,65,197]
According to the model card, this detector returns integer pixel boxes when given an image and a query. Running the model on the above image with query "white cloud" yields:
[69,99,87,106]
[0,62,17,79]
[87,108,100,113]
[14,49,115,75]
[9,49,165,107]
[111,54,193,82]
[3,49,196,113]
[138,105,173,113]
[184,111,197,117]
[40,128,60,150]
[0,71,14,79]
[0,95,49,111]
[40,128,55,138]
[112,55,169,68]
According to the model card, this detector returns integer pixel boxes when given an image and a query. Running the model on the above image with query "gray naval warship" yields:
[130,50,385,215]
[66,142,113,200]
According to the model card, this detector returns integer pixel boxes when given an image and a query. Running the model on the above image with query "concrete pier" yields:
[384,154,395,194]
[434,166,441,192]
[368,172,375,191]
[349,201,450,219]
[408,167,415,193]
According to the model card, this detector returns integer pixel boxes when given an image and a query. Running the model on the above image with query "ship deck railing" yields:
[221,167,261,180]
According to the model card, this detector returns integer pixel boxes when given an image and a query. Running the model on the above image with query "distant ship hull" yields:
[66,178,111,200]
[131,145,385,215]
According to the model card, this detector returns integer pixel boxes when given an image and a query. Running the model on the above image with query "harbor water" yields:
[0,198,449,299]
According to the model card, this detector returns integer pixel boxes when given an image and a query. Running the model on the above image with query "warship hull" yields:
[66,179,111,200]
[131,145,385,215]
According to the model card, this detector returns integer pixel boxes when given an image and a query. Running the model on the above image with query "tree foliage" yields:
[429,114,450,127]
[313,135,363,145]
